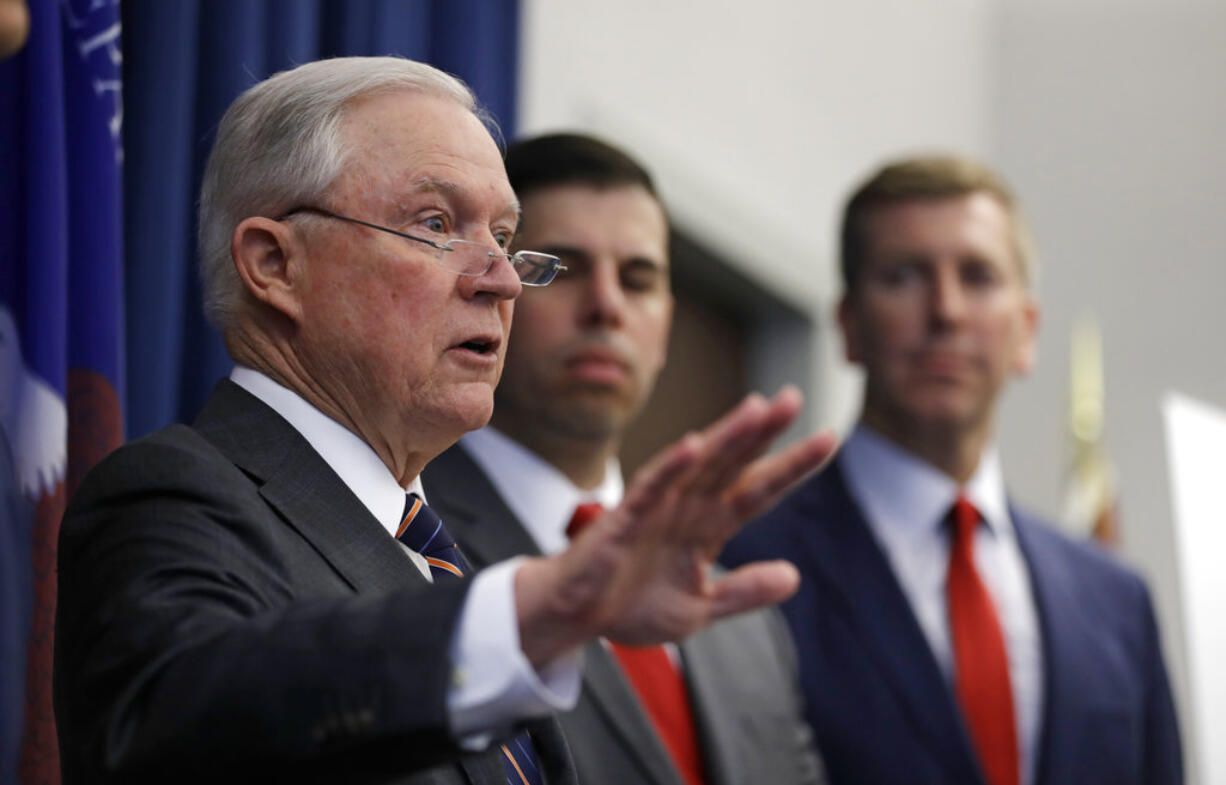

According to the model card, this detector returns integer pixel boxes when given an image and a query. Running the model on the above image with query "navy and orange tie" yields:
[397,492,543,785]
[397,492,466,581]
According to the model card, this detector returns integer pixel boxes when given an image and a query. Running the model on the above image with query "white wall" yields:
[993,4,1226,780]
[519,1,1226,779]
[520,0,998,429]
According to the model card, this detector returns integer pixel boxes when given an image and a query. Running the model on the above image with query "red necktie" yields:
[947,496,1019,785]
[567,503,709,785]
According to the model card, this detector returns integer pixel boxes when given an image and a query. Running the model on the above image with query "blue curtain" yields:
[122,0,521,438]
[1,0,126,779]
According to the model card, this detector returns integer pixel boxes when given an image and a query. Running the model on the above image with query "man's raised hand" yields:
[514,387,837,666]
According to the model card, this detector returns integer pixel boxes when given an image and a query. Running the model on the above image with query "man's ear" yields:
[837,293,863,365]
[1012,295,1041,375]
[231,217,304,323]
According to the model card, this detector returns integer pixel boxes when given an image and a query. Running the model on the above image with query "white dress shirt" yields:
[459,427,687,666]
[460,426,623,557]
[839,424,1044,785]
[230,367,580,743]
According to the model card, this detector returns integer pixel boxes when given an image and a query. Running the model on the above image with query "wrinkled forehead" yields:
[332,90,512,206]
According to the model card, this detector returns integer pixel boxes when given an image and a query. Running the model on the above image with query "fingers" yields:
[566,388,824,652]
[620,431,704,527]
[623,386,817,549]
[680,393,770,492]
[707,560,801,620]
[728,429,838,520]
[685,386,804,494]
[678,387,820,546]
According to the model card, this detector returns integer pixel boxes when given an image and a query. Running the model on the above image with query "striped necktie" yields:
[567,503,709,785]
[397,492,466,580]
[947,495,1018,785]
[396,492,544,785]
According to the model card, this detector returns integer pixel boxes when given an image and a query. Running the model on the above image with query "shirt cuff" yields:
[447,557,583,747]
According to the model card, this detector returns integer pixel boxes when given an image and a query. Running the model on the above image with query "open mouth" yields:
[456,336,499,356]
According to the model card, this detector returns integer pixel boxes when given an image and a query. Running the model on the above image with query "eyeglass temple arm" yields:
[277,206,448,252]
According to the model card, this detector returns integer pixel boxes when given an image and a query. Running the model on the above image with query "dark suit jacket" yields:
[423,443,825,785]
[54,381,576,785]
[1,429,32,785]
[721,457,1183,785]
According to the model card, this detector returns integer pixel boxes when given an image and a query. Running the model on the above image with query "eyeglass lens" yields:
[439,241,559,286]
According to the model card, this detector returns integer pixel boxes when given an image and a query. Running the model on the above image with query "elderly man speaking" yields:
[52,57,835,785]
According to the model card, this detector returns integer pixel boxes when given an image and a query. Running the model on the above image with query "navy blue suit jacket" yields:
[721,457,1182,785]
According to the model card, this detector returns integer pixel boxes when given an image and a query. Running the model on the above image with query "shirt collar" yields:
[840,422,1012,542]
[230,366,422,538]
[459,425,623,556]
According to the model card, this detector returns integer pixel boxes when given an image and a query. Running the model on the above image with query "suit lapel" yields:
[679,637,735,785]
[1012,509,1121,785]
[1014,511,1069,785]
[798,461,983,784]
[458,749,507,785]
[425,444,682,785]
[580,642,685,785]
[194,380,429,594]
[529,717,579,785]
[259,441,427,593]
[423,444,545,568]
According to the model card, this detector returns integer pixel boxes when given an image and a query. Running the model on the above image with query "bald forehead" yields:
[331,90,517,221]
[336,90,489,168]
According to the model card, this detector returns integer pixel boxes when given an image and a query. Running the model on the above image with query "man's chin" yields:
[905,400,990,435]
[866,391,986,435]
[547,400,630,442]
[440,384,496,435]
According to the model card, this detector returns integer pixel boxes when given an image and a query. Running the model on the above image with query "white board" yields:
[1163,392,1226,785]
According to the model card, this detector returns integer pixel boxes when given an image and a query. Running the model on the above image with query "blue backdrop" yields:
[122,0,521,437]
[1,0,125,779]
[0,2,519,781]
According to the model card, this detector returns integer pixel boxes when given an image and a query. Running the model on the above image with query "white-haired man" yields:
[53,57,835,785]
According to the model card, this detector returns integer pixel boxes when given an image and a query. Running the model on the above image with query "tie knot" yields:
[397,492,466,579]
[398,493,447,548]
[566,502,605,540]
[952,495,981,541]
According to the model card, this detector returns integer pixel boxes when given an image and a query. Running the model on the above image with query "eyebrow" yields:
[535,244,589,259]
[535,245,669,270]
[410,176,459,197]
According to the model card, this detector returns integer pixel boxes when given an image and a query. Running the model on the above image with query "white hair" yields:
[197,56,486,329]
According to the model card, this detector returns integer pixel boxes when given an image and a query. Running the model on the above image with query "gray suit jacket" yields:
[423,443,825,785]
[54,381,576,785]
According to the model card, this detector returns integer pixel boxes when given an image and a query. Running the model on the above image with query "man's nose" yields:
[930,268,967,325]
[580,261,626,326]
[459,247,522,301]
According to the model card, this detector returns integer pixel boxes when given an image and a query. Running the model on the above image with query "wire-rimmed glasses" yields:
[277,206,566,286]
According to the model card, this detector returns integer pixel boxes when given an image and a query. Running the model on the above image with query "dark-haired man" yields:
[425,132,825,785]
